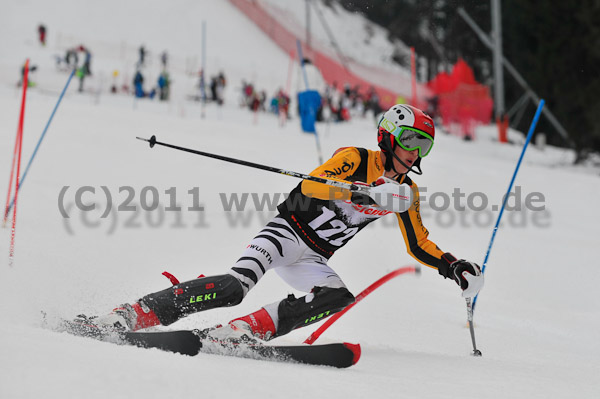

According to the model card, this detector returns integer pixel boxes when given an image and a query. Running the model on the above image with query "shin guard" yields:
[141,274,244,326]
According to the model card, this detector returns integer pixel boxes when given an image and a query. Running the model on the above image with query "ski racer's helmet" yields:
[377,104,435,175]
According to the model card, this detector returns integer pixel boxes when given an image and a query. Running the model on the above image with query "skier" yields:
[81,104,484,343]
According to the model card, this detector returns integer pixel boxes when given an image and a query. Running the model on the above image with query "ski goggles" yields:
[380,118,434,157]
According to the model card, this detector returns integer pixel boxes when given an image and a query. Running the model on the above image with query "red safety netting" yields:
[428,59,493,139]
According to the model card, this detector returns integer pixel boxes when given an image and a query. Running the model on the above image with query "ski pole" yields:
[465,297,482,356]
[136,135,369,193]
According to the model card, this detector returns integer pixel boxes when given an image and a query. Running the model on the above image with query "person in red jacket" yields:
[80,104,484,343]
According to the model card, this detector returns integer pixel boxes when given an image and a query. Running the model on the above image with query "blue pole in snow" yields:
[5,68,75,216]
[472,99,545,311]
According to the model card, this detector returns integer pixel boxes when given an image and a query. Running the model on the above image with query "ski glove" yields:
[350,176,412,213]
[449,260,484,298]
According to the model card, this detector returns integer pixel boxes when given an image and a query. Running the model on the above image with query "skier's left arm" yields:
[396,183,483,297]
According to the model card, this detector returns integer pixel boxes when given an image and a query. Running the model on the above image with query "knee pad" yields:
[141,274,244,326]
[276,286,355,337]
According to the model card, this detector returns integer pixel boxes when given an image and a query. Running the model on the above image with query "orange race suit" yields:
[277,147,457,278]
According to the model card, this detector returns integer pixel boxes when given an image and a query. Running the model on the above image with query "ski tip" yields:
[343,342,361,365]
[414,265,421,276]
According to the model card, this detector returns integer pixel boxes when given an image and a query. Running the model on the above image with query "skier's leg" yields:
[95,216,305,331]
[222,250,355,340]
[140,274,245,326]
[94,273,245,331]
[228,285,354,340]
[227,216,305,296]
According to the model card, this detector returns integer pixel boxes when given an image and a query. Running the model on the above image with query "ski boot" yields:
[199,307,277,348]
[67,301,160,337]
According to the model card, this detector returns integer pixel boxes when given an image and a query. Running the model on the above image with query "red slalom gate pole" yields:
[2,128,19,226]
[303,265,420,345]
[3,61,30,226]
[8,59,30,265]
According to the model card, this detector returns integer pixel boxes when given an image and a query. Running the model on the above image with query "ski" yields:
[56,318,360,368]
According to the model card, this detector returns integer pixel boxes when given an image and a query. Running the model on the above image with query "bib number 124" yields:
[307,207,358,246]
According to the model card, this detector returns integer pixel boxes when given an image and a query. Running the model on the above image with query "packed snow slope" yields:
[1,1,599,398]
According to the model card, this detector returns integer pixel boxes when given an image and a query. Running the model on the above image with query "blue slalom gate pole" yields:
[472,99,546,311]
[5,68,75,218]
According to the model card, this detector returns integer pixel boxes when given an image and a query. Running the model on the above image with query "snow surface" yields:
[1,1,599,398]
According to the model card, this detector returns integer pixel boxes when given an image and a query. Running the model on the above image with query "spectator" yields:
[138,45,146,67]
[19,62,38,87]
[210,76,218,103]
[195,69,207,102]
[81,46,92,76]
[157,71,171,101]
[160,51,168,69]
[76,65,86,92]
[364,86,383,119]
[65,48,79,69]
[243,81,254,107]
[38,25,47,46]
[111,70,119,93]
[276,89,291,125]
[133,70,145,98]
[216,72,226,105]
